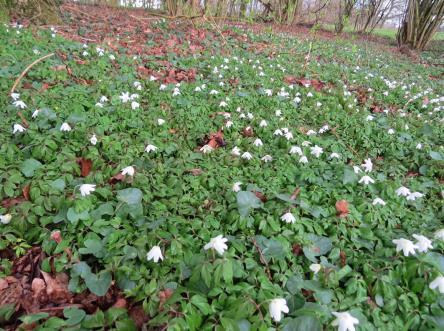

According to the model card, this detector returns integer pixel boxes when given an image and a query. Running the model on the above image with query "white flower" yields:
[146,246,163,263]
[366,115,374,121]
[13,100,27,109]
[269,298,289,322]
[359,175,375,185]
[232,182,242,192]
[329,153,340,159]
[219,101,228,107]
[241,152,253,160]
[406,192,424,201]
[284,132,293,140]
[100,96,108,103]
[261,155,273,162]
[159,84,167,90]
[11,92,20,100]
[131,101,140,110]
[79,184,96,197]
[172,88,181,96]
[247,113,254,120]
[273,129,283,136]
[109,54,115,60]
[372,198,386,206]
[396,186,411,197]
[289,146,303,155]
[13,124,26,134]
[60,123,72,132]
[200,145,213,154]
[204,235,228,255]
[150,75,158,81]
[299,156,308,163]
[259,120,268,127]
[281,212,296,224]
[253,139,263,147]
[82,51,89,56]
[32,109,40,118]
[429,276,444,293]
[90,134,98,145]
[353,166,362,174]
[122,166,135,176]
[209,89,219,95]
[225,120,233,128]
[119,92,130,103]
[310,145,323,158]
[130,93,139,100]
[306,129,317,136]
[331,311,359,331]
[309,263,321,274]
[133,81,142,90]
[362,158,373,173]
[227,147,240,157]
[319,125,329,133]
[158,118,165,125]
[412,234,432,253]
[392,238,418,256]
[264,89,272,96]
[416,143,422,150]
[302,141,311,147]
[434,229,444,241]
[307,92,313,97]
[0,214,12,224]
[275,110,282,117]
[145,144,158,153]
[293,96,301,103]
[95,102,104,108]
[388,128,395,135]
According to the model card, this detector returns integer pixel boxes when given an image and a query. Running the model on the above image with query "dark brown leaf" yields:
[76,158,93,177]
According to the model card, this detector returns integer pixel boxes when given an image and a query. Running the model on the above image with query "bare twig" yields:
[17,112,29,128]
[10,53,55,94]
[252,238,272,281]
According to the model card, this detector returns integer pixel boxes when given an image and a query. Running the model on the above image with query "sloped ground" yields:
[0,4,444,330]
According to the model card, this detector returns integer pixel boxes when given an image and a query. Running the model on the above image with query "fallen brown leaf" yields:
[335,200,349,218]
[77,158,93,177]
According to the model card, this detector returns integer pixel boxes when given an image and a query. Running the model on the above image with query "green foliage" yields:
[0,21,443,330]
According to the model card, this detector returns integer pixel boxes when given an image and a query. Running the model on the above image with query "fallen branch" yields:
[10,53,55,94]
[18,112,29,128]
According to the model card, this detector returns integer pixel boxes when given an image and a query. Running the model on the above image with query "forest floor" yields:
[1,3,443,330]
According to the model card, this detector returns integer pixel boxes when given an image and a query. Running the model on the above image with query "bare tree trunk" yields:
[397,0,444,50]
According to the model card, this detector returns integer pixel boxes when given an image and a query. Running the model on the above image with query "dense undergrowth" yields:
[0,20,444,330]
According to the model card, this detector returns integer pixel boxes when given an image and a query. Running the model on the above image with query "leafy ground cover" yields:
[1,5,444,330]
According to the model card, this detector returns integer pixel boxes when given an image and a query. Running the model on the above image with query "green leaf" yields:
[19,312,49,324]
[303,235,333,262]
[50,178,66,191]
[283,316,322,331]
[223,259,233,284]
[84,271,112,296]
[190,295,213,315]
[82,311,105,328]
[0,304,15,323]
[255,236,286,261]
[343,167,358,185]
[21,158,42,177]
[67,207,89,223]
[236,191,263,217]
[430,151,443,161]
[79,239,104,257]
[63,307,86,326]
[117,188,143,205]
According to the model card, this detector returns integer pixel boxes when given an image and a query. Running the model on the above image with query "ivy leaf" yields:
[283,316,322,331]
[303,235,333,262]
[63,307,86,326]
[84,271,112,297]
[21,158,42,177]
[79,239,104,258]
[236,191,263,217]
[117,188,143,205]
[430,151,443,161]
